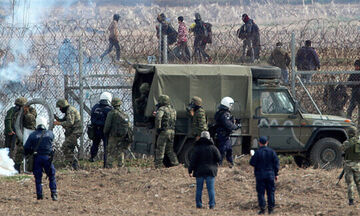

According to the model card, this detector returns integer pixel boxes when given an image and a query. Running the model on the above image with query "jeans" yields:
[196,176,215,208]
[256,176,275,210]
[33,155,57,196]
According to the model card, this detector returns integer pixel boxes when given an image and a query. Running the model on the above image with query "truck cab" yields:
[132,64,354,168]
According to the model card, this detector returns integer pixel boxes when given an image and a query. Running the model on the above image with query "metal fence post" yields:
[78,38,85,159]
[158,24,162,64]
[163,34,168,64]
[291,32,296,99]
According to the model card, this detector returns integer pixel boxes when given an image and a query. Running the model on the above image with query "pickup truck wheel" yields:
[310,138,343,169]
[179,140,195,167]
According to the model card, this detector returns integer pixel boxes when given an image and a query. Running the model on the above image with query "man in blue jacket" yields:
[89,92,113,165]
[24,116,57,201]
[250,136,279,215]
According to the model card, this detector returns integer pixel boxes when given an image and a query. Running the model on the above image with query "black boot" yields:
[258,208,265,215]
[72,161,79,170]
[37,194,43,200]
[349,199,354,206]
[89,157,95,162]
[268,208,274,214]
[51,192,58,201]
[14,164,21,173]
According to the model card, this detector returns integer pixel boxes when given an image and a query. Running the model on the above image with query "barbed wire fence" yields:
[0,18,359,159]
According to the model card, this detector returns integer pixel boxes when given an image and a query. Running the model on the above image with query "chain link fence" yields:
[0,18,359,157]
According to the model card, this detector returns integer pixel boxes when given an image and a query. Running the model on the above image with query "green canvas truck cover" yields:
[133,64,253,120]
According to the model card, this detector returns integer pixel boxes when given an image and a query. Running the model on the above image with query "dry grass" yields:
[0,156,358,216]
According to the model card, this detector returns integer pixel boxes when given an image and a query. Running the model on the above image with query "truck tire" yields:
[251,66,281,79]
[179,139,195,167]
[15,98,54,143]
[310,138,343,169]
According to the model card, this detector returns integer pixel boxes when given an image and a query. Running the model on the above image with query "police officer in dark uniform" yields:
[214,96,239,168]
[89,92,113,163]
[250,136,279,215]
[24,116,57,201]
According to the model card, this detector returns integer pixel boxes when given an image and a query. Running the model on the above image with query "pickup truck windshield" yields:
[261,91,294,114]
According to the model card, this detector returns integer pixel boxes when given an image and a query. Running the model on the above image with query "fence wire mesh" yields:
[0,18,359,157]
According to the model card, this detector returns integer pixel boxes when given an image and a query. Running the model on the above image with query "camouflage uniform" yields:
[188,96,208,138]
[154,95,179,168]
[134,83,150,123]
[103,98,131,168]
[56,99,81,169]
[342,127,360,204]
[3,97,36,171]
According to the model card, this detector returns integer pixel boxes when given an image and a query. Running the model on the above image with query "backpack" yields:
[166,25,178,45]
[203,22,212,44]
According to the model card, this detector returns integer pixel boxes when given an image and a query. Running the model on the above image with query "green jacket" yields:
[191,107,208,137]
[343,137,360,161]
[268,47,291,70]
[59,106,82,135]
[155,105,176,130]
[4,107,18,134]
[104,107,130,138]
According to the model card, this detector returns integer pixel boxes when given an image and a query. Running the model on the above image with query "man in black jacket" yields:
[24,116,57,201]
[89,92,113,163]
[250,136,279,215]
[188,131,221,209]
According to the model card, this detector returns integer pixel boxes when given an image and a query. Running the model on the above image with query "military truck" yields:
[132,64,354,168]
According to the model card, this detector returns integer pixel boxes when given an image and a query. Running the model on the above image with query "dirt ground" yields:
[0,157,359,216]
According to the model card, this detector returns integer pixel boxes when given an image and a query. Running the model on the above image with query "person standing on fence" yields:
[103,98,132,168]
[268,42,291,84]
[323,75,348,117]
[237,14,260,63]
[54,99,81,170]
[188,131,221,209]
[341,126,360,206]
[4,97,37,173]
[295,40,320,83]
[154,94,179,168]
[89,92,113,165]
[100,14,121,62]
[177,16,191,62]
[250,136,279,215]
[190,13,211,63]
[347,60,360,121]
[24,116,57,201]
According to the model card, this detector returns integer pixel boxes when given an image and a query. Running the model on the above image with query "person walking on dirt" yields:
[89,92,113,164]
[100,14,121,61]
[103,98,132,168]
[237,14,260,62]
[190,13,211,63]
[54,99,81,170]
[24,116,57,201]
[347,60,360,121]
[250,136,279,215]
[177,16,191,62]
[154,95,179,168]
[187,96,208,140]
[295,40,320,83]
[214,97,239,168]
[268,42,290,84]
[188,131,221,209]
[341,126,360,206]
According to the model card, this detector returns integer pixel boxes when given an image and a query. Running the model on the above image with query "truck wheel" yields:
[179,140,195,167]
[251,66,281,79]
[310,138,343,169]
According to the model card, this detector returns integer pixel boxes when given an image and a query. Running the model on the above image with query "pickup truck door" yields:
[254,90,304,151]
